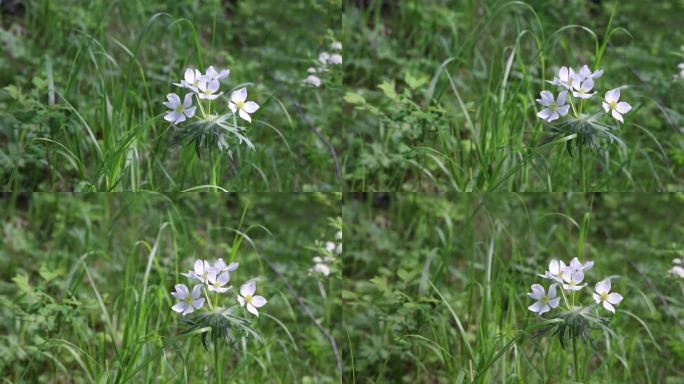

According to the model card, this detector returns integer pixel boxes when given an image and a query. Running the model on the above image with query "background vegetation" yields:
[0,0,342,191]
[0,192,342,382]
[343,192,684,382]
[342,0,684,191]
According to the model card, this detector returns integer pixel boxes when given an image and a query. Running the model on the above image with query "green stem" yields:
[214,337,222,384]
[572,336,580,382]
[196,94,207,118]
[578,143,586,191]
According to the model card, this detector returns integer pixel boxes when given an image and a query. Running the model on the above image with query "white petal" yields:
[194,260,205,275]
[557,91,567,106]
[184,106,196,118]
[549,260,560,275]
[605,88,620,103]
[228,101,237,113]
[559,66,569,82]
[192,298,204,309]
[217,272,230,285]
[548,297,561,308]
[547,111,560,122]
[611,109,624,123]
[602,300,615,313]
[206,66,217,78]
[528,301,543,313]
[184,68,195,83]
[537,303,551,315]
[226,262,239,272]
[592,69,603,78]
[239,109,252,123]
[557,105,570,116]
[251,295,267,307]
[595,279,610,294]
[164,111,181,122]
[207,269,218,284]
[173,113,186,124]
[529,284,544,299]
[537,108,552,120]
[231,88,247,103]
[166,93,181,107]
[172,302,187,313]
[182,304,195,315]
[573,270,584,282]
[602,101,610,113]
[616,101,631,114]
[582,78,594,91]
[547,283,557,299]
[207,79,220,93]
[163,101,175,109]
[579,65,591,79]
[607,292,623,305]
[246,303,259,316]
[240,281,256,297]
[191,284,203,299]
[593,293,601,303]
[237,295,245,306]
[174,284,189,298]
[183,93,194,108]
[243,101,259,113]
[539,90,553,106]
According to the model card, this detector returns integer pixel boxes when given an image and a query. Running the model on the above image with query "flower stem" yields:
[578,143,586,191]
[572,336,581,382]
[214,337,222,384]
[196,94,207,118]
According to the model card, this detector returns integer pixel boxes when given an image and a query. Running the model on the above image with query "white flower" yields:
[325,241,336,252]
[303,75,322,87]
[536,90,570,122]
[576,64,603,81]
[547,66,575,90]
[319,52,330,65]
[213,258,239,273]
[202,66,230,82]
[328,53,342,65]
[171,284,204,315]
[164,93,196,124]
[567,257,594,273]
[592,279,623,313]
[602,88,631,123]
[237,281,267,317]
[538,259,567,282]
[228,88,260,123]
[174,68,203,92]
[669,265,684,278]
[197,79,223,100]
[192,259,213,283]
[562,269,587,291]
[335,243,342,255]
[330,41,342,51]
[528,283,561,315]
[571,76,596,99]
[674,258,682,265]
[335,231,342,240]
[310,256,331,276]
[677,63,684,79]
[307,67,318,74]
[207,270,231,293]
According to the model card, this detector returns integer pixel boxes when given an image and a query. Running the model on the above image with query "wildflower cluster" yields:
[172,258,267,317]
[303,41,342,88]
[669,257,684,278]
[536,65,633,151]
[529,257,623,316]
[309,230,342,277]
[164,66,260,153]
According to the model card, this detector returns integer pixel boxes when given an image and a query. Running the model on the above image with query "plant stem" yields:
[214,337,222,384]
[572,336,580,382]
[578,143,586,191]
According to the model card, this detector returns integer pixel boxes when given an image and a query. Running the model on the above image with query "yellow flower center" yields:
[184,296,193,304]
[236,100,245,110]
[175,105,185,113]
[540,295,549,304]
[609,101,617,109]
[601,292,609,301]
[244,294,253,304]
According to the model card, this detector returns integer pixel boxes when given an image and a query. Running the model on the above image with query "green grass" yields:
[342,0,684,191]
[0,192,342,383]
[0,0,342,191]
[343,192,684,383]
